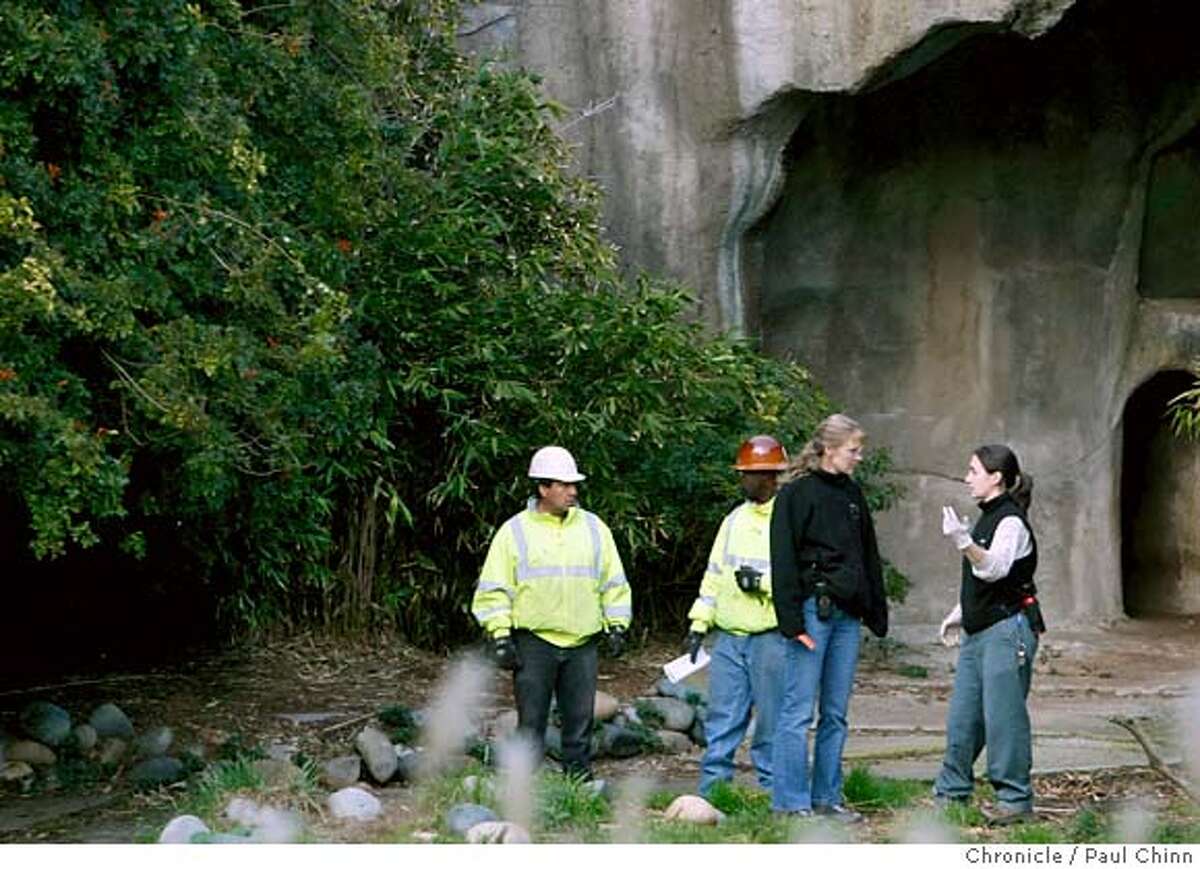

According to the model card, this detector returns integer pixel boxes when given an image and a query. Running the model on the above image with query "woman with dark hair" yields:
[934,444,1043,825]
[769,414,889,820]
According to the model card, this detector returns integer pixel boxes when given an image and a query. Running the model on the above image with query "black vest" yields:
[961,493,1038,635]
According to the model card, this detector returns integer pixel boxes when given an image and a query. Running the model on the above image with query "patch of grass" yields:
[621,719,663,754]
[705,780,770,816]
[379,704,418,745]
[944,800,987,827]
[1067,809,1109,842]
[176,757,266,821]
[1004,823,1060,844]
[535,770,610,834]
[1152,818,1200,843]
[896,664,929,679]
[214,733,266,764]
[644,812,792,844]
[842,766,928,811]
[169,753,322,828]
[646,789,686,811]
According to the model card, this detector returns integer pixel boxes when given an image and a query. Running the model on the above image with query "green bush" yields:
[0,0,901,646]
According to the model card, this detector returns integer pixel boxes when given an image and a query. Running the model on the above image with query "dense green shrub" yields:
[0,0,900,646]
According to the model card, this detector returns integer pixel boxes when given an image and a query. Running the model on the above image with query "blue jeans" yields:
[771,598,862,811]
[699,629,786,795]
[934,611,1038,811]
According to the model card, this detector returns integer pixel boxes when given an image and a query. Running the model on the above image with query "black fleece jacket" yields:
[770,469,889,639]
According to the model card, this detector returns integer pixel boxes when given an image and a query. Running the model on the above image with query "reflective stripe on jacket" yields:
[687,498,778,636]
[472,500,632,648]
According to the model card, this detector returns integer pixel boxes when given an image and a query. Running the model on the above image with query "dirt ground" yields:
[0,619,1197,843]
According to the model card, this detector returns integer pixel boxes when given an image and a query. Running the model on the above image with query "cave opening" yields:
[1120,370,1200,618]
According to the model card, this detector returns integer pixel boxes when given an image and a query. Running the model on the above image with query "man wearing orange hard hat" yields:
[471,445,632,779]
[684,435,790,796]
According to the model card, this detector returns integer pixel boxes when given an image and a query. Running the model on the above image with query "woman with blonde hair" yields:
[769,414,889,819]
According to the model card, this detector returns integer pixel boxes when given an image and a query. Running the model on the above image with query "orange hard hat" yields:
[733,435,789,471]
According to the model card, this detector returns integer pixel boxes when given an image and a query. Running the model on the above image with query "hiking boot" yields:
[981,804,1034,826]
[813,804,864,824]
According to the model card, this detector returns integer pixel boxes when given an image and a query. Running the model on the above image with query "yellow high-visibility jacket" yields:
[472,500,632,648]
[687,498,778,636]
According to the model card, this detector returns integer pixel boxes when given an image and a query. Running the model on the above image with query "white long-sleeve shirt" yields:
[971,516,1033,582]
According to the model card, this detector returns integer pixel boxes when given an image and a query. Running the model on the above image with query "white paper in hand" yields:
[663,647,710,683]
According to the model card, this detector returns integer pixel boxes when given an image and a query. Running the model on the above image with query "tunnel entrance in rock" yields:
[1120,370,1200,617]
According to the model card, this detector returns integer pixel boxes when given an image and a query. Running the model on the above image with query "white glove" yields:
[939,605,962,647]
[941,506,972,550]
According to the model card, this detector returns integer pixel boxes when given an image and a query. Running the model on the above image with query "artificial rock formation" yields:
[461,0,1200,624]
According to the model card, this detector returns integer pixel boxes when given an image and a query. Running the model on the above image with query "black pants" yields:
[512,630,598,777]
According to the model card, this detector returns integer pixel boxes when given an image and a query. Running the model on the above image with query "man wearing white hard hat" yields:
[471,445,633,778]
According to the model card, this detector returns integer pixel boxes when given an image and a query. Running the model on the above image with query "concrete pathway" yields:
[845,619,1197,781]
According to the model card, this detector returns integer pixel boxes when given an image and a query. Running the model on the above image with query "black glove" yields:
[683,631,705,664]
[603,627,628,659]
[491,635,519,671]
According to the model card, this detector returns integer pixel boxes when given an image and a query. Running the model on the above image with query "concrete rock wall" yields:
[461,0,1200,625]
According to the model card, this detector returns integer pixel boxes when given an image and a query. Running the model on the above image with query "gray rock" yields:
[224,796,262,826]
[394,745,421,783]
[130,756,186,787]
[446,803,498,836]
[586,778,613,801]
[593,690,619,722]
[466,820,532,844]
[597,724,643,759]
[71,724,98,752]
[638,696,696,732]
[19,702,71,747]
[7,740,56,766]
[355,725,397,784]
[135,725,174,758]
[328,786,381,821]
[248,807,304,843]
[265,742,298,763]
[89,703,134,738]
[655,678,707,706]
[0,761,35,784]
[321,755,362,789]
[97,737,128,765]
[656,730,695,754]
[158,815,210,844]
[252,758,301,788]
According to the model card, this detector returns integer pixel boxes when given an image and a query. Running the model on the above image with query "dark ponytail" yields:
[975,444,1033,511]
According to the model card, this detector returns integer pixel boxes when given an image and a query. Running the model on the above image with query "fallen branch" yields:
[0,673,165,698]
[1109,715,1198,803]
[318,711,377,735]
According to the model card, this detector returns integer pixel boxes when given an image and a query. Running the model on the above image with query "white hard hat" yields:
[528,446,585,483]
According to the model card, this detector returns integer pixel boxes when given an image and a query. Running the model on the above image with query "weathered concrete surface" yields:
[460,0,1075,329]
[462,0,1200,626]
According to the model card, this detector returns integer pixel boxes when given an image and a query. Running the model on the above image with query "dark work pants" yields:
[512,630,598,777]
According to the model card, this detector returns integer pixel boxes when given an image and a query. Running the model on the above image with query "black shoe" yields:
[813,804,864,824]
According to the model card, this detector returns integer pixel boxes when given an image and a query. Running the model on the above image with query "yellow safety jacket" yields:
[472,500,633,648]
[687,497,778,636]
